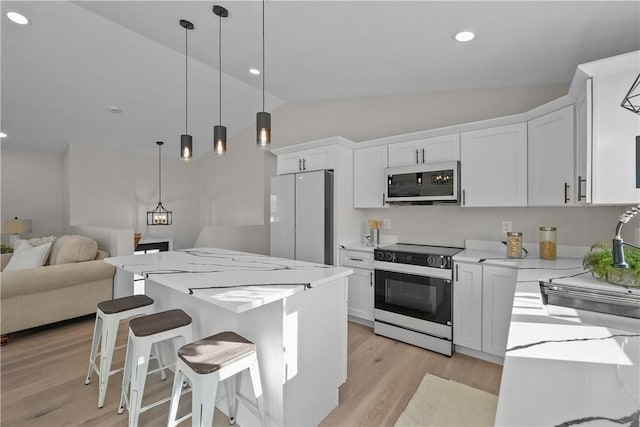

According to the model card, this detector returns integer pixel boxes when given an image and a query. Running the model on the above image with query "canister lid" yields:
[539,226,557,231]
[507,232,522,236]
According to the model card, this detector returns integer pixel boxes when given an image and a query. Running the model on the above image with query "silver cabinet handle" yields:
[564,182,570,204]
[422,148,425,163]
[302,158,306,171]
[349,257,364,262]
[382,193,386,205]
[455,264,459,282]
[370,271,373,286]
[298,159,302,171]
[578,176,587,201]
[462,189,466,206]
[416,149,419,164]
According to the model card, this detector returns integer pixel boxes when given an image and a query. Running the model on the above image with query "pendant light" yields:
[213,5,228,156]
[621,73,640,115]
[256,0,271,148]
[180,19,195,161]
[147,141,173,225]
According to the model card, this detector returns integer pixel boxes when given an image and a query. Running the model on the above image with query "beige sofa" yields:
[0,235,115,345]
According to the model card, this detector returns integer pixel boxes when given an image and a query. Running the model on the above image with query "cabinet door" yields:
[575,80,592,204]
[418,133,460,164]
[387,134,460,167]
[277,152,301,175]
[347,267,374,321]
[453,262,483,351]
[528,105,575,206]
[591,70,640,204]
[461,123,528,207]
[481,266,517,358]
[354,145,388,208]
[301,146,334,172]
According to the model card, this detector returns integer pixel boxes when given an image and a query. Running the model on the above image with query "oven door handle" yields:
[373,262,454,280]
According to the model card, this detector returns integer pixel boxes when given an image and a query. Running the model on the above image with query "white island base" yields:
[107,248,351,427]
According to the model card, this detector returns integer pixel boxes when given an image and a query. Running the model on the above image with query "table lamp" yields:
[2,217,32,248]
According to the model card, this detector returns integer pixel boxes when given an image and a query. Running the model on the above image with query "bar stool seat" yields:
[167,331,266,427]
[119,309,193,427]
[85,294,156,408]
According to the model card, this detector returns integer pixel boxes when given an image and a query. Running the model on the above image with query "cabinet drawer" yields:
[340,249,374,269]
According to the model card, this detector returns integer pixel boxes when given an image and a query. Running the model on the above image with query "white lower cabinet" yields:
[481,265,518,357]
[453,261,517,360]
[453,262,483,351]
[340,249,374,322]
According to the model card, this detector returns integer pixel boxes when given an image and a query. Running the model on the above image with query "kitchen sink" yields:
[539,281,640,332]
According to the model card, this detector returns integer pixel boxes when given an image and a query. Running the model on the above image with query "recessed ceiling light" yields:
[0,132,7,138]
[108,105,122,113]
[455,31,476,42]
[249,68,261,75]
[6,11,29,25]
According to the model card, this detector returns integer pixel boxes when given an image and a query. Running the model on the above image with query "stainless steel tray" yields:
[539,281,640,332]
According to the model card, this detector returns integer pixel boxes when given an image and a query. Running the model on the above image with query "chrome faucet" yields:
[612,205,640,268]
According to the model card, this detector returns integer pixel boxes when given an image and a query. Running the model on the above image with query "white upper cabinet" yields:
[277,145,335,175]
[460,123,528,207]
[387,133,460,167]
[527,105,575,206]
[571,51,640,205]
[353,145,388,208]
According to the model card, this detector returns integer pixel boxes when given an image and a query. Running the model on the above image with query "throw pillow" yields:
[3,241,53,272]
[49,235,98,265]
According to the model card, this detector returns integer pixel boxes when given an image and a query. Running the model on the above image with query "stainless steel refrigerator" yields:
[270,170,334,265]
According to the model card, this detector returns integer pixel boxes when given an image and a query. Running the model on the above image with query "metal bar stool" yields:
[118,309,193,427]
[167,331,266,427]
[85,294,157,408]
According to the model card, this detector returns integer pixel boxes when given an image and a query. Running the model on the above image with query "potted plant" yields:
[583,243,640,288]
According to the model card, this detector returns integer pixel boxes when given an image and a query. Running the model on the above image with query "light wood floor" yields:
[1,316,502,426]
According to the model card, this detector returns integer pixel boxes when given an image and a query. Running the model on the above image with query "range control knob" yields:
[427,256,435,266]
[374,251,384,261]
[384,252,394,262]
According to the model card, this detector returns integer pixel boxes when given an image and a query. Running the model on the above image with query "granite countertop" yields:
[454,243,640,426]
[105,247,352,313]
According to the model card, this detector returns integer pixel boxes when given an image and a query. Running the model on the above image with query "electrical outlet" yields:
[383,219,391,229]
[502,221,512,234]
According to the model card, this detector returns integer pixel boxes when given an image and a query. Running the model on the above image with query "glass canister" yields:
[539,226,557,260]
[506,232,523,258]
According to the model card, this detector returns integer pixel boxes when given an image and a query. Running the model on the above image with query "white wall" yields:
[0,149,65,243]
[65,144,199,250]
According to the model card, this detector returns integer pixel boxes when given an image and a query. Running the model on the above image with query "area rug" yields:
[394,373,498,427]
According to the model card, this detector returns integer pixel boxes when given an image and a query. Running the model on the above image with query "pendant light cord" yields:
[262,0,265,112]
[185,25,189,134]
[158,143,163,204]
[218,13,222,126]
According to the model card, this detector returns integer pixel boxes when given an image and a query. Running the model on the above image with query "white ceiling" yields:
[2,1,639,158]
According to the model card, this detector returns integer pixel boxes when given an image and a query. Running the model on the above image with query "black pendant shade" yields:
[147,141,172,225]
[256,0,271,148]
[179,19,194,161]
[213,5,228,156]
[213,125,227,156]
[257,111,271,148]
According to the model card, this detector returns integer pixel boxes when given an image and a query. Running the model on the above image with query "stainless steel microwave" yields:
[385,161,460,204]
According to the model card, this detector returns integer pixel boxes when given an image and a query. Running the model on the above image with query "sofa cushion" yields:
[3,241,53,272]
[49,235,98,265]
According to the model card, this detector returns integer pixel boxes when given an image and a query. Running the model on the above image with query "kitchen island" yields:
[105,247,353,427]
[456,241,640,426]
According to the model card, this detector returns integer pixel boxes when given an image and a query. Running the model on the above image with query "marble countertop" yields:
[455,245,640,426]
[106,247,352,313]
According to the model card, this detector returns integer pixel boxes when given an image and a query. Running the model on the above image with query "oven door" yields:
[374,264,452,327]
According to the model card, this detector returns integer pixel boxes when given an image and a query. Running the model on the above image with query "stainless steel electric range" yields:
[373,243,463,356]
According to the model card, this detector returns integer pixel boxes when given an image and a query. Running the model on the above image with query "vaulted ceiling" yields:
[2,1,639,158]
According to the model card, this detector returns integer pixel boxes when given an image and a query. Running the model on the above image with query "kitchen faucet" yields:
[612,205,640,268]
